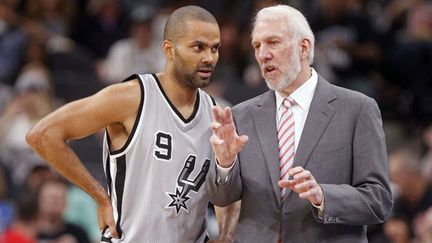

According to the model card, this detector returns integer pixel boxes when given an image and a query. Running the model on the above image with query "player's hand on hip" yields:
[278,166,323,206]
[97,198,119,238]
[210,106,248,167]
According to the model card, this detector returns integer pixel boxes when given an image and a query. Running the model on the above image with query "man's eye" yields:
[194,45,204,51]
[269,40,278,45]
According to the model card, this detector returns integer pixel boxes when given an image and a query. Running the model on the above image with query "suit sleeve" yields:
[207,156,243,207]
[316,98,393,225]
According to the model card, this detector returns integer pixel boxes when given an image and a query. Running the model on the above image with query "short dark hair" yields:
[163,5,217,42]
[15,191,39,222]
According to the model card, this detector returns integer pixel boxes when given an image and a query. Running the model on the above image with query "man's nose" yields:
[202,50,217,64]
[257,46,272,62]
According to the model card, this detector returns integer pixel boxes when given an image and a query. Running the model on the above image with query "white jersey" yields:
[101,74,216,243]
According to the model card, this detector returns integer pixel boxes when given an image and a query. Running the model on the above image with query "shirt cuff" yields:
[216,157,237,183]
[311,197,325,220]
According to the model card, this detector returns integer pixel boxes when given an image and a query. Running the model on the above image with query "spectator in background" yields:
[25,164,56,193]
[308,0,382,97]
[0,0,27,85]
[0,165,13,233]
[384,216,410,243]
[422,125,432,180]
[24,164,100,242]
[385,2,432,125]
[413,207,432,243]
[99,5,165,83]
[386,148,432,241]
[0,64,55,189]
[64,185,99,242]
[0,191,39,243]
[23,0,77,37]
[37,178,90,243]
[71,0,129,58]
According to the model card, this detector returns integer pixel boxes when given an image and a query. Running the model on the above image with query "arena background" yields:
[0,0,432,242]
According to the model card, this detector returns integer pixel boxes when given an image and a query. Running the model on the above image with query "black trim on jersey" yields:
[152,73,200,124]
[107,74,145,155]
[105,154,112,197]
[209,95,216,106]
[114,154,126,238]
[100,227,113,243]
[101,236,112,243]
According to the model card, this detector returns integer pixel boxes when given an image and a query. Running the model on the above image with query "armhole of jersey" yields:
[106,74,145,156]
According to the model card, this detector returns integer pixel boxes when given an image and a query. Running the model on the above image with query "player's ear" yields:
[163,40,175,61]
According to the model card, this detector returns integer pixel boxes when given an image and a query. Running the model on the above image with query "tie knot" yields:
[283,97,295,108]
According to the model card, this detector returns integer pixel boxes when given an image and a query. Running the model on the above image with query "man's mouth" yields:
[264,65,276,74]
[197,68,213,78]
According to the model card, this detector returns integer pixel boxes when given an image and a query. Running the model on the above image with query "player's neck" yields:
[156,72,198,117]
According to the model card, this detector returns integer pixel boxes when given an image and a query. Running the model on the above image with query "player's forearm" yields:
[26,126,109,205]
[215,201,241,241]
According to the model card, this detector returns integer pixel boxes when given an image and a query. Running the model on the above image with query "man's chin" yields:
[265,79,289,92]
[197,80,210,88]
[194,76,211,88]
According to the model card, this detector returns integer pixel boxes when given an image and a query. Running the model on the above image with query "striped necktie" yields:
[278,97,295,198]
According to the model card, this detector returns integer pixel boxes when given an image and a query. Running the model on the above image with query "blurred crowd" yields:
[0,0,431,242]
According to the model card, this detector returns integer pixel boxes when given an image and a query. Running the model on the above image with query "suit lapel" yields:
[252,91,282,205]
[286,77,337,198]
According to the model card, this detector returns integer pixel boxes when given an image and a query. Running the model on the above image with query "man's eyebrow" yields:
[212,42,221,48]
[190,40,221,47]
[189,40,206,46]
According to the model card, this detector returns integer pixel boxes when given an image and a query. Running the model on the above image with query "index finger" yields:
[212,106,224,123]
[288,166,304,177]
[223,107,234,125]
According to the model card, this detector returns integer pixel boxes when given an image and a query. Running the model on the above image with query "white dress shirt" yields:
[275,68,318,152]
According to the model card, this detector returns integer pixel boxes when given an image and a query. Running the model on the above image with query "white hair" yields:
[253,5,315,64]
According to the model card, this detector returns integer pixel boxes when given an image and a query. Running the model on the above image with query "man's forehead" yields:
[176,21,220,41]
[252,19,286,40]
[252,29,285,42]
[182,19,219,30]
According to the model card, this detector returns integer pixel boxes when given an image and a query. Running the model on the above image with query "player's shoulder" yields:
[103,78,141,97]
[95,75,145,114]
[106,73,157,96]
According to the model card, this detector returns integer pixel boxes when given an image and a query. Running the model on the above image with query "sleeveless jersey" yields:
[101,74,215,243]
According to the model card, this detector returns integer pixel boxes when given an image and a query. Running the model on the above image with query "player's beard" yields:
[265,46,301,92]
[173,55,213,90]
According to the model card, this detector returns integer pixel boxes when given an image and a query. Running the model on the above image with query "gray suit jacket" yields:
[209,76,393,243]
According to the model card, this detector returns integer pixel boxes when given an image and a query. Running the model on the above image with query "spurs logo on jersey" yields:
[166,155,210,214]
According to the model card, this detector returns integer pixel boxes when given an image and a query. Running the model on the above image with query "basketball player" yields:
[26,6,221,242]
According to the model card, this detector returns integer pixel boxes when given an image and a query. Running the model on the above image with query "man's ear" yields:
[163,40,175,61]
[300,38,311,60]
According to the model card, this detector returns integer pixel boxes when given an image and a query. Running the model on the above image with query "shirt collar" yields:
[276,68,318,111]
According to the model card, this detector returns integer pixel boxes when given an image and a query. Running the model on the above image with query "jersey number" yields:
[154,132,172,160]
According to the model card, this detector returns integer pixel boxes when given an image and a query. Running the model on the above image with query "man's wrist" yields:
[216,157,237,183]
[216,157,235,168]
